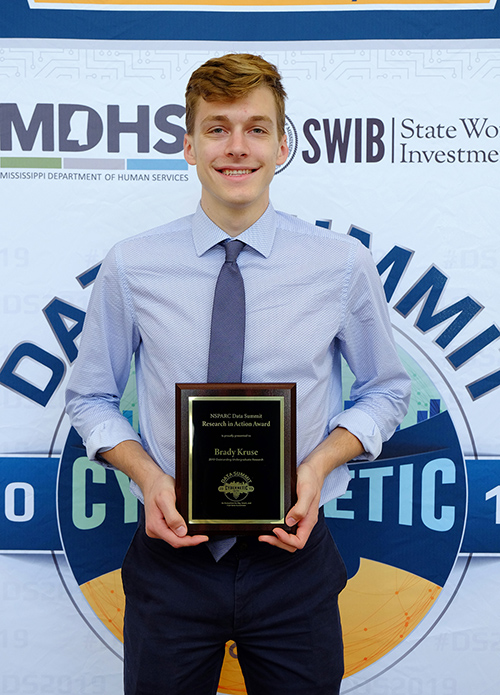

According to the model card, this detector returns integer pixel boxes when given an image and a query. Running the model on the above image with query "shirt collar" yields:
[192,203,277,258]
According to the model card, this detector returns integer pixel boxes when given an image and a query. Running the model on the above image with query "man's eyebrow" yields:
[199,114,275,127]
[199,115,231,126]
[247,115,274,125]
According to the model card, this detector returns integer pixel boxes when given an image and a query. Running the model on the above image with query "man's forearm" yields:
[100,439,164,492]
[301,426,364,482]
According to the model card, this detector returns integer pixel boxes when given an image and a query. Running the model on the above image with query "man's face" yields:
[183,86,288,229]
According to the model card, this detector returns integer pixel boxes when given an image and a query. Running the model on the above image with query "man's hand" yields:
[101,440,208,548]
[142,467,209,548]
[258,460,322,552]
[259,427,364,553]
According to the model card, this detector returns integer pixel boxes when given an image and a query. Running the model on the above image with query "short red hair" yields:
[185,53,287,137]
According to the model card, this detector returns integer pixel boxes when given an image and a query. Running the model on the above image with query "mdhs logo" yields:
[0,102,186,154]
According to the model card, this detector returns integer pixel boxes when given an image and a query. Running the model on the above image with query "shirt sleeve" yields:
[329,241,411,460]
[65,245,142,463]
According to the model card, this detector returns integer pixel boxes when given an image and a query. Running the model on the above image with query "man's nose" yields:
[225,130,248,157]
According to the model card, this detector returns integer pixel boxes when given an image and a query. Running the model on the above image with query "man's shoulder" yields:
[274,209,362,250]
[99,213,195,278]
[115,213,194,251]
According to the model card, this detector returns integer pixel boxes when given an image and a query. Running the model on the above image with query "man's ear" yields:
[276,133,289,167]
[183,133,196,165]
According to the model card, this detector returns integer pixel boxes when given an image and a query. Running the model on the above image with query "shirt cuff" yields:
[85,418,142,465]
[328,408,382,461]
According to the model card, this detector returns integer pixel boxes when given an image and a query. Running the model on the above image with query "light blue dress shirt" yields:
[66,203,411,507]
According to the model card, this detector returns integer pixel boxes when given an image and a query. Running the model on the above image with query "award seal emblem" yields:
[218,472,255,504]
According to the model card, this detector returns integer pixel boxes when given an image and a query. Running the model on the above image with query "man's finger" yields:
[147,513,208,547]
[258,533,298,553]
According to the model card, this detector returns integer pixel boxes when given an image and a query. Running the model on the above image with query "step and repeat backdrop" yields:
[1,3,500,694]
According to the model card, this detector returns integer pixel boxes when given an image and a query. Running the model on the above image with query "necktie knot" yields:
[224,239,245,264]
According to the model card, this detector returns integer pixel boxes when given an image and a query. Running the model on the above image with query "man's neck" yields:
[200,198,269,237]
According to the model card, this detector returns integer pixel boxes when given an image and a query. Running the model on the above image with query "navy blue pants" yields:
[122,508,347,695]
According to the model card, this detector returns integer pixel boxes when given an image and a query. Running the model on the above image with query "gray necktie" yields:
[207,239,246,383]
[207,239,246,560]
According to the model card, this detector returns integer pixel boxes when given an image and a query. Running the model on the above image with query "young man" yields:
[66,54,411,695]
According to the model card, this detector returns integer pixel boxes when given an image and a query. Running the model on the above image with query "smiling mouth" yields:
[219,169,256,176]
